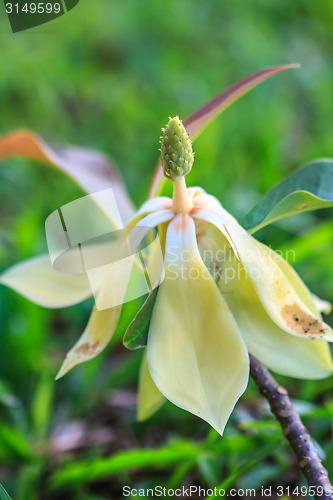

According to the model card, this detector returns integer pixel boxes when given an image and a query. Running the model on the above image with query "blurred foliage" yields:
[0,0,333,498]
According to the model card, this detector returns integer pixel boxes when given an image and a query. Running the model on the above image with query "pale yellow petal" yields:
[194,207,333,342]
[0,255,95,308]
[242,240,333,341]
[147,215,249,435]
[56,258,137,378]
[56,303,123,379]
[137,350,165,421]
[217,249,333,379]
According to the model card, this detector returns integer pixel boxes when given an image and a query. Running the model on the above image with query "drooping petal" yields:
[137,350,165,421]
[55,271,142,381]
[0,255,97,308]
[215,246,333,379]
[147,214,249,435]
[56,210,173,378]
[136,197,173,216]
[194,207,333,342]
[55,304,123,380]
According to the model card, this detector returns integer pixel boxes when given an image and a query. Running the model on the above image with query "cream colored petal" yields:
[137,350,165,421]
[136,197,172,216]
[0,254,97,308]
[216,249,333,379]
[55,270,126,379]
[147,214,249,435]
[195,208,333,342]
[125,199,173,228]
[192,193,224,213]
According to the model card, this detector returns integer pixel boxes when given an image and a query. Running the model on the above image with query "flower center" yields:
[160,116,194,214]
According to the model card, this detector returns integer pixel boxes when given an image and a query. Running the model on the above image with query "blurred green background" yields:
[0,0,333,498]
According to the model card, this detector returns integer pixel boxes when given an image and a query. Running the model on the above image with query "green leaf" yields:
[31,372,54,440]
[242,160,333,233]
[0,422,33,463]
[123,288,158,349]
[149,64,299,197]
[0,484,12,500]
[205,437,283,498]
[51,439,201,487]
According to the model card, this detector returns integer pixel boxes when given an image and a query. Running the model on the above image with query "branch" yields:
[249,354,333,500]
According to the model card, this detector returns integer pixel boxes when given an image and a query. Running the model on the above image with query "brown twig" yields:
[250,354,333,500]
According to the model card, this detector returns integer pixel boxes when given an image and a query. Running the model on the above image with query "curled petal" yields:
[0,255,97,308]
[147,214,249,435]
[191,193,224,213]
[137,350,165,421]
[55,276,127,379]
[216,248,333,379]
[134,210,174,231]
[55,303,123,380]
[195,208,333,342]
[136,197,172,216]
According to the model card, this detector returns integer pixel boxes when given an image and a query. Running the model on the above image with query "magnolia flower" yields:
[130,117,333,434]
[1,115,333,436]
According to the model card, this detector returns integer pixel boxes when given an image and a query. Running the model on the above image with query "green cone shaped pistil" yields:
[160,116,194,180]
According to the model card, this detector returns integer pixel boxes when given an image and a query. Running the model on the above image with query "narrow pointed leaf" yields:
[242,160,333,233]
[123,287,158,350]
[52,440,201,487]
[0,130,135,223]
[149,64,299,197]
[0,485,12,500]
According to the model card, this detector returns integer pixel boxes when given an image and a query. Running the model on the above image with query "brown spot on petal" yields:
[281,304,324,337]
[75,341,99,356]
